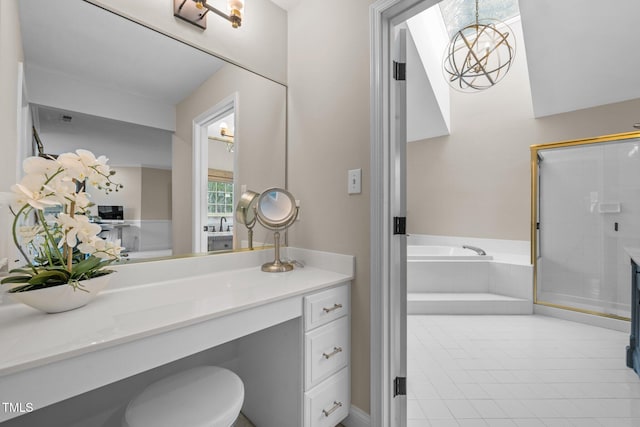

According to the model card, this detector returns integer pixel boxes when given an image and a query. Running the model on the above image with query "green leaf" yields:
[28,270,70,285]
[8,283,67,293]
[8,268,33,274]
[71,256,102,276]
[8,284,39,293]
[1,275,33,284]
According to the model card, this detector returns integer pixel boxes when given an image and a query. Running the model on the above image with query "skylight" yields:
[439,0,520,38]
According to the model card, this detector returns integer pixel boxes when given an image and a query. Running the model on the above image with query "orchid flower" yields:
[57,213,102,248]
[23,156,61,178]
[18,225,44,245]
[11,174,60,211]
[4,150,122,287]
[78,238,124,260]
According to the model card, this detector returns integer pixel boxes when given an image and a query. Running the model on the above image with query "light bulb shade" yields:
[227,0,243,28]
[443,19,515,92]
[227,0,244,13]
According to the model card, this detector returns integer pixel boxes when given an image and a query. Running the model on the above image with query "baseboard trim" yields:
[342,405,370,427]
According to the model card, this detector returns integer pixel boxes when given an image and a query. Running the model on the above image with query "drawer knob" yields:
[322,401,343,417]
[322,303,343,313]
[322,346,343,359]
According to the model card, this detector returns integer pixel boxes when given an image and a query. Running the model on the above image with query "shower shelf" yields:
[598,202,621,213]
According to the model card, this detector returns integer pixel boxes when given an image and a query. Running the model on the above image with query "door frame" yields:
[369,1,439,426]
[192,93,238,253]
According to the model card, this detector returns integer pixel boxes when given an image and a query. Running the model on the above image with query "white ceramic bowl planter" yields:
[8,275,111,313]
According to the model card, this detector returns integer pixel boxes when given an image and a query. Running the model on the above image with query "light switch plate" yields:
[348,168,362,194]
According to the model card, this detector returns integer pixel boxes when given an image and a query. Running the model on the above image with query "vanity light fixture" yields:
[174,0,244,30]
[443,0,515,92]
[220,122,235,152]
[220,122,234,138]
[207,122,235,152]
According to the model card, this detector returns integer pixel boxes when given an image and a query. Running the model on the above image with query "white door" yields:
[390,27,407,427]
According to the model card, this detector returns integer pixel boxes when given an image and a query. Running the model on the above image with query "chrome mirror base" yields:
[261,260,294,273]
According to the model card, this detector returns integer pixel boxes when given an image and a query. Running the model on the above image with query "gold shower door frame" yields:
[530,130,640,321]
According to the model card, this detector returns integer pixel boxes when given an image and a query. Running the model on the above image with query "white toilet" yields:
[124,366,245,427]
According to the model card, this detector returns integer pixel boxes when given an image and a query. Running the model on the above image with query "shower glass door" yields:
[534,135,640,319]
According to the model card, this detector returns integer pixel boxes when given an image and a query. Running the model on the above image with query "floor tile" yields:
[469,399,507,419]
[457,419,488,427]
[408,399,427,419]
[444,399,482,419]
[408,315,638,427]
[595,419,640,427]
[483,420,518,427]
[493,400,535,419]
[419,399,455,419]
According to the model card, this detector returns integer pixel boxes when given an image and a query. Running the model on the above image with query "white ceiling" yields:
[36,105,173,168]
[19,0,225,106]
[269,0,300,12]
[408,0,640,124]
[519,0,640,118]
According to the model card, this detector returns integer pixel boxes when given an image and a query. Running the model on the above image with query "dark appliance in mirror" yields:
[98,205,124,222]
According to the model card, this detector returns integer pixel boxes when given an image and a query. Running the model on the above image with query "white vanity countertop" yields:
[0,249,353,377]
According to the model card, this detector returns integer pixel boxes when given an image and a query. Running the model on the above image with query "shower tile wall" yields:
[538,139,640,317]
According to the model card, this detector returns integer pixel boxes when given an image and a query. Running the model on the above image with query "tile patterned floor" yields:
[408,315,640,427]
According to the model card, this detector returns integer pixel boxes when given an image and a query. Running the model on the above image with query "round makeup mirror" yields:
[235,190,260,250]
[255,188,299,272]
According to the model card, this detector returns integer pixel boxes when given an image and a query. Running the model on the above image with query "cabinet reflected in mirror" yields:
[17,0,286,262]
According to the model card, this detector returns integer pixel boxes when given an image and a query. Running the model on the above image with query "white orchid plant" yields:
[1,150,124,293]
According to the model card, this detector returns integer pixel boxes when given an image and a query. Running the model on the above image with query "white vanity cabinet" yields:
[303,283,350,427]
[0,249,355,426]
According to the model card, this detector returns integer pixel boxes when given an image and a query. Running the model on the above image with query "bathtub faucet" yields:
[462,245,486,256]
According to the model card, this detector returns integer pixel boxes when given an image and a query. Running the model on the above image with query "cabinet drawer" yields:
[304,284,349,331]
[208,235,232,251]
[305,316,349,389]
[304,368,350,427]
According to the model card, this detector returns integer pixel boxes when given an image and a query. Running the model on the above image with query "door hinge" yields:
[393,217,406,235]
[393,61,406,81]
[394,376,407,397]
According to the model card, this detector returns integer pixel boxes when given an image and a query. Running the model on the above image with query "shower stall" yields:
[531,132,640,319]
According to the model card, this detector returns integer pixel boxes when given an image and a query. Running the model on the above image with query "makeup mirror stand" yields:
[254,188,299,273]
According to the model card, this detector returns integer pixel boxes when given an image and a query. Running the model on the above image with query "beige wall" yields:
[88,166,171,221]
[0,0,24,263]
[89,0,287,84]
[407,19,640,241]
[89,166,142,220]
[287,0,374,414]
[141,168,172,221]
[174,63,286,255]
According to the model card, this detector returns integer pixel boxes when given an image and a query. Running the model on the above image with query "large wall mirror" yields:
[16,0,286,262]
